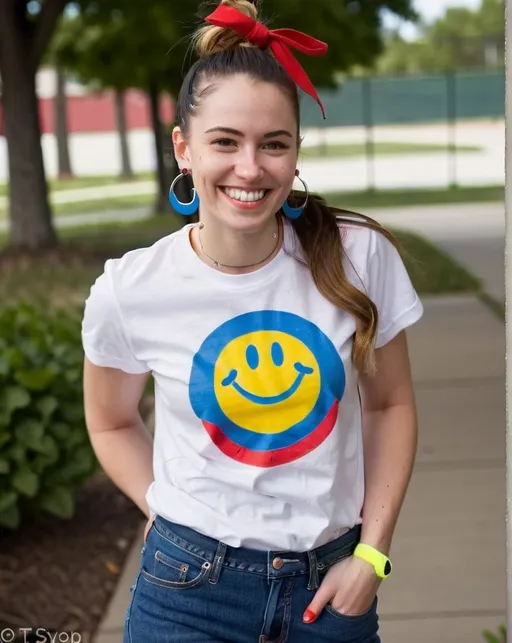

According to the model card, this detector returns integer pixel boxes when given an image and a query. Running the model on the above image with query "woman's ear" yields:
[172,126,190,168]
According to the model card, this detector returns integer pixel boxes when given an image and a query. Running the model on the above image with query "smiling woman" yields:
[80,1,424,642]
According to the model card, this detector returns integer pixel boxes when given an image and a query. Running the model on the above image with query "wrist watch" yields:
[353,543,392,579]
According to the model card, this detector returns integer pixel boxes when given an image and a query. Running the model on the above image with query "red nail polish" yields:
[303,609,316,623]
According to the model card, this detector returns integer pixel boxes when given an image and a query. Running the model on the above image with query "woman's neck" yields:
[190,215,283,275]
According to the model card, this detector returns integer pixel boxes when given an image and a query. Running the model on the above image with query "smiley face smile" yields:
[221,362,314,405]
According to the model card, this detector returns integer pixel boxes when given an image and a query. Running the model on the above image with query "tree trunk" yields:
[0,25,56,249]
[114,90,133,179]
[148,83,173,215]
[55,66,73,179]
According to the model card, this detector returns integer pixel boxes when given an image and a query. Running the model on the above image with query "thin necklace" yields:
[197,219,282,269]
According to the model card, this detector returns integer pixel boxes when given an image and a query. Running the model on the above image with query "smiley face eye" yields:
[246,344,259,370]
[271,342,284,367]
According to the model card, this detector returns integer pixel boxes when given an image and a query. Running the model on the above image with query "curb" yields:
[93,523,145,643]
[93,410,154,643]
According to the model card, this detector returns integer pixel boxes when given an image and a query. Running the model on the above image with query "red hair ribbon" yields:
[204,4,328,119]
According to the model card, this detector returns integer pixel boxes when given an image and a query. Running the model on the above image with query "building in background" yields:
[0,67,175,136]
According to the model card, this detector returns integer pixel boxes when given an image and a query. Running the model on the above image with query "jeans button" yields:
[272,557,284,570]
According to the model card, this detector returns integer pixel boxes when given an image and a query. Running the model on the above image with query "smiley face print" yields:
[189,311,346,468]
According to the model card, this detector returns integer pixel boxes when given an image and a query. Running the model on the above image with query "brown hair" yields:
[175,0,401,375]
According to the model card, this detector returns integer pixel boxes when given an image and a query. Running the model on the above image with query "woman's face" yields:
[173,74,299,233]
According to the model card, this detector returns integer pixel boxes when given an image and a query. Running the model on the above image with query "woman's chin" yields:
[215,203,280,232]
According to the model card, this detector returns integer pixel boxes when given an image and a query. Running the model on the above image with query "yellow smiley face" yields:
[213,330,321,434]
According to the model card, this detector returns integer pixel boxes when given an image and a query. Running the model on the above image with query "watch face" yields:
[384,560,392,576]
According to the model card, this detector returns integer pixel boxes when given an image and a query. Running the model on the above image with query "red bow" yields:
[204,5,328,119]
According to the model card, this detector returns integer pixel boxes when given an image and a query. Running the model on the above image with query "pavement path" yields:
[372,201,505,302]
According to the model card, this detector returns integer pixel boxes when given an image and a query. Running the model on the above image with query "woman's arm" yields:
[303,329,418,622]
[358,329,419,555]
[83,357,154,518]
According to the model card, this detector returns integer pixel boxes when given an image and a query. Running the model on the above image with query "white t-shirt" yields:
[81,218,423,551]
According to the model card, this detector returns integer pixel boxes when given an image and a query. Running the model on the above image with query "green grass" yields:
[0,193,154,220]
[328,184,504,210]
[300,141,481,159]
[391,228,481,295]
[0,215,182,306]
[0,172,154,197]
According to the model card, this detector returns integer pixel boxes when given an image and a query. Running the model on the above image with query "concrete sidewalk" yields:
[378,296,505,642]
[93,294,506,643]
[374,202,505,303]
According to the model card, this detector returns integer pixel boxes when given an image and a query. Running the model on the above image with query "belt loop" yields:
[209,541,227,585]
[307,550,320,591]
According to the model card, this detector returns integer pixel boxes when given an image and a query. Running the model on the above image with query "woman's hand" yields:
[303,556,380,623]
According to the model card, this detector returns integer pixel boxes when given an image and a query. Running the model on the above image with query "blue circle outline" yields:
[189,311,346,450]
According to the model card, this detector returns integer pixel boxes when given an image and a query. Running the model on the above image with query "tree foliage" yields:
[57,0,417,95]
[376,0,504,74]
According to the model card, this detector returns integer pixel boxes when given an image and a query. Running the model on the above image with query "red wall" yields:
[0,89,176,136]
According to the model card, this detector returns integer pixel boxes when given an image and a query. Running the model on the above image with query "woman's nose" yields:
[234,149,264,181]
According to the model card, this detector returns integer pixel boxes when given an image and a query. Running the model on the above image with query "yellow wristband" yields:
[353,543,392,579]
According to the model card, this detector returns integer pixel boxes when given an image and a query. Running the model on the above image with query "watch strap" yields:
[353,543,392,579]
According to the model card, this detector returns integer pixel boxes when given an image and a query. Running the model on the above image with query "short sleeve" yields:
[364,230,424,349]
[81,261,150,374]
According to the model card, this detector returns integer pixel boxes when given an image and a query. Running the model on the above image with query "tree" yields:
[54,65,74,178]
[113,89,134,179]
[52,17,137,180]
[376,0,504,74]
[46,24,75,179]
[0,0,70,250]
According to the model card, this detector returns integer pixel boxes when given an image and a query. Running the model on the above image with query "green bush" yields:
[0,302,98,529]
[483,625,507,643]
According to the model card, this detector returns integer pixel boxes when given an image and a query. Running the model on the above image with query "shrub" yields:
[0,302,98,529]
[483,625,507,643]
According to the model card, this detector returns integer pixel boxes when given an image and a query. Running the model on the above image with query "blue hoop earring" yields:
[169,169,199,216]
[281,172,309,220]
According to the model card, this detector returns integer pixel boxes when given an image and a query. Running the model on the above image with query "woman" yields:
[82,1,423,641]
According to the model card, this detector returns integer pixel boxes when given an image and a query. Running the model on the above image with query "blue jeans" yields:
[124,516,381,643]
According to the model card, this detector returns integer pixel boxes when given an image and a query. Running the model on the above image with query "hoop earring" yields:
[169,169,199,216]
[281,171,309,220]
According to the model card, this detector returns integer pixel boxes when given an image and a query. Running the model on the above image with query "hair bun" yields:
[194,0,260,58]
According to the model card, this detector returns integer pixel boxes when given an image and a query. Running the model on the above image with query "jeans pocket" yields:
[324,595,377,621]
[141,537,212,590]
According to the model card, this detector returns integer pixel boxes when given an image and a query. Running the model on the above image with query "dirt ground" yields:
[0,471,144,643]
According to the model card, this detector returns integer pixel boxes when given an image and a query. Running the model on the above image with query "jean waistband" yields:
[153,516,361,589]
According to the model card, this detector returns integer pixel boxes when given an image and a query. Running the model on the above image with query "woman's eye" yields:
[213,138,235,147]
[264,141,288,150]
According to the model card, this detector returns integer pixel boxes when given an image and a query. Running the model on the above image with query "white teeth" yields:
[223,188,266,202]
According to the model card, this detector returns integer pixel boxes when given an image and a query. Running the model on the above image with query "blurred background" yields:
[0,1,505,642]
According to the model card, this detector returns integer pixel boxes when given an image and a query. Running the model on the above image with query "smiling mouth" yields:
[221,362,314,405]
[220,187,271,204]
